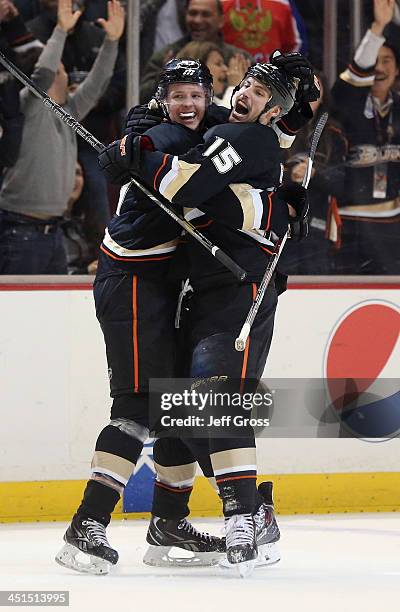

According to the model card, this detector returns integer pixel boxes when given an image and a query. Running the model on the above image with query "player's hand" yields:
[57,0,82,32]
[289,217,309,240]
[276,181,309,220]
[276,181,309,241]
[98,134,154,184]
[271,50,320,103]
[97,0,125,41]
[124,103,164,137]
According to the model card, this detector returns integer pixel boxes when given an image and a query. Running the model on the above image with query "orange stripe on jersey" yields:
[194,219,213,229]
[216,475,257,484]
[278,117,297,135]
[265,193,273,231]
[259,245,274,255]
[154,153,169,191]
[240,283,257,393]
[155,482,193,493]
[132,276,139,393]
[100,245,173,262]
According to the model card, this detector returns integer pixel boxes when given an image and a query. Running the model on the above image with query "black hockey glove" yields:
[124,102,164,137]
[270,50,320,103]
[276,181,309,241]
[98,134,154,185]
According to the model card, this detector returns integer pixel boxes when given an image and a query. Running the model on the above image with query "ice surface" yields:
[0,515,399,612]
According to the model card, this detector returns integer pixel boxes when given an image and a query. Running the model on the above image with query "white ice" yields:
[0,515,399,612]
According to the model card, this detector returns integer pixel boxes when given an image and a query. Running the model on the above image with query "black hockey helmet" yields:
[232,62,297,121]
[154,58,214,105]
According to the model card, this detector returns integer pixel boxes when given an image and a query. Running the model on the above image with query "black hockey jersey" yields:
[138,121,290,284]
[98,122,203,280]
[332,60,400,216]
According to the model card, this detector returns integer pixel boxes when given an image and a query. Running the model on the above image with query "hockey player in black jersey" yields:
[55,57,307,575]
[98,57,314,576]
[55,60,229,575]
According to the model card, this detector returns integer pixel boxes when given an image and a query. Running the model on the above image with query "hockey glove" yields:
[276,181,309,241]
[271,50,320,103]
[98,135,154,185]
[124,102,164,137]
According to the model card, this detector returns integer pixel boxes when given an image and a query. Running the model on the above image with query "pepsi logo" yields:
[323,300,400,439]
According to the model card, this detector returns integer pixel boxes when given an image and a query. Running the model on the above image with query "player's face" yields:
[230,76,273,123]
[372,46,399,98]
[165,83,207,130]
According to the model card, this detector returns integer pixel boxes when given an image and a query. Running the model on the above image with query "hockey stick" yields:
[0,51,247,282]
[234,112,329,351]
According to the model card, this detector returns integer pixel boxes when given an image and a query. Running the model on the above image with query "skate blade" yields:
[55,543,111,575]
[256,542,281,567]
[219,556,257,578]
[143,544,224,568]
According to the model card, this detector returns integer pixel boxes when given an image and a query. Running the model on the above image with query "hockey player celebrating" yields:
[55,58,299,575]
[98,58,314,576]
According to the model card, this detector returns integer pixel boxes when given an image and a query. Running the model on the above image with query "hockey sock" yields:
[76,423,144,525]
[210,441,257,517]
[152,438,197,520]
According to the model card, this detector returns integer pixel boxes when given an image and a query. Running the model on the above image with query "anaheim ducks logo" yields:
[229,6,272,49]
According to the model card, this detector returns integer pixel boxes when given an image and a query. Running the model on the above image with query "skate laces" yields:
[253,504,266,532]
[225,514,255,548]
[178,519,214,543]
[82,519,110,547]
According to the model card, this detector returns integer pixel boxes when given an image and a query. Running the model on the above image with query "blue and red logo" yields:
[323,300,400,439]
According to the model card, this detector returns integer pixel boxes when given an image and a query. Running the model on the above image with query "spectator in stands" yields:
[280,73,347,274]
[141,0,186,74]
[140,0,250,103]
[176,40,250,106]
[220,0,303,63]
[0,0,39,175]
[330,0,400,275]
[27,0,126,246]
[62,161,98,274]
[0,0,124,275]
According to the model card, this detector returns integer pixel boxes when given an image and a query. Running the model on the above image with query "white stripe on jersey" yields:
[184,207,206,222]
[91,466,129,486]
[103,228,178,257]
[239,228,274,247]
[116,181,133,215]
[213,464,257,476]
[159,155,180,197]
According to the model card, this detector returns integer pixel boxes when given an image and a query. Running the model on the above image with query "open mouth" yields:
[179,112,196,120]
[234,99,249,116]
[374,73,387,81]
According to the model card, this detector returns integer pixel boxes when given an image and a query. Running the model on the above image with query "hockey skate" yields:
[55,514,118,575]
[143,516,226,567]
[220,513,258,578]
[254,481,281,567]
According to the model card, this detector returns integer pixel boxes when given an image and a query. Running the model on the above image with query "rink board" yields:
[0,276,399,521]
